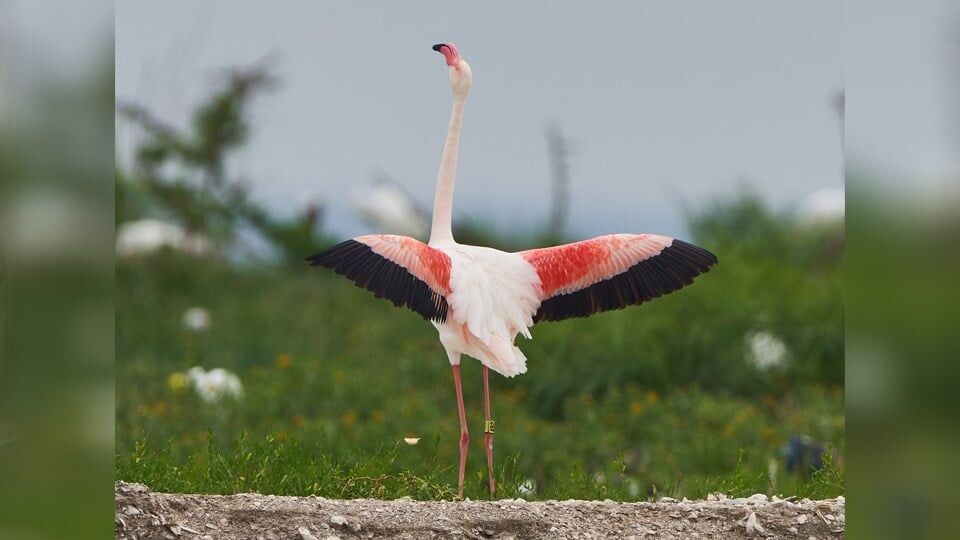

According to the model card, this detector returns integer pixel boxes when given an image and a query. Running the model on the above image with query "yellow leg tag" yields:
[484,420,495,434]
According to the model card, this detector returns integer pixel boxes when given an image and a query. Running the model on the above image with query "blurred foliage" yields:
[115,62,843,500]
[1,44,115,538]
[116,64,332,267]
[844,174,960,540]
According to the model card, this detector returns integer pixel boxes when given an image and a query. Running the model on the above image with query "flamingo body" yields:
[307,42,717,497]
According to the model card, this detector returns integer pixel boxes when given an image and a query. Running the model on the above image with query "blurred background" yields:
[114,0,845,504]
[0,1,113,538]
[1,0,958,538]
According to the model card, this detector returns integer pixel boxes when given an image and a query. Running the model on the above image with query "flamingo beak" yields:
[432,43,460,67]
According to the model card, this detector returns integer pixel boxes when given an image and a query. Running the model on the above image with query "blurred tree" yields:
[116,63,331,267]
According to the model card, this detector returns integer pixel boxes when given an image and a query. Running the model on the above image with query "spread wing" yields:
[306,234,452,322]
[520,234,717,322]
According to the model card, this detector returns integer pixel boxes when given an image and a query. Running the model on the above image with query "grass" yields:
[118,431,843,501]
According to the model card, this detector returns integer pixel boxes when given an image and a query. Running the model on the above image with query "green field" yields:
[115,196,845,501]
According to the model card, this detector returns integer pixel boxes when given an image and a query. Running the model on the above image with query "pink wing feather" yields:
[520,234,717,322]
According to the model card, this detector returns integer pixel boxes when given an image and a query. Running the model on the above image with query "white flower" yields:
[745,331,789,370]
[351,182,428,239]
[186,366,244,403]
[182,307,211,333]
[517,479,537,498]
[1,188,103,262]
[403,437,420,445]
[116,219,213,257]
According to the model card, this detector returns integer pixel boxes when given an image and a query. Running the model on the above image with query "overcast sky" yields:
[110,1,847,240]
[111,1,945,239]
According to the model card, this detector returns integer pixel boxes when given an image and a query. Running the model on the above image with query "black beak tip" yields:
[432,43,445,52]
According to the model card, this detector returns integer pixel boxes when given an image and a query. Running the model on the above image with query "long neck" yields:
[429,97,465,244]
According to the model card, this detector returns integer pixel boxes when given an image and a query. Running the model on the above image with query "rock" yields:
[118,482,150,494]
[177,524,200,535]
[659,497,677,503]
[297,527,318,540]
[797,514,809,524]
[744,512,766,535]
[329,515,347,527]
[123,505,142,515]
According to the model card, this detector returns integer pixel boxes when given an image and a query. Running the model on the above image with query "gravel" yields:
[115,481,845,539]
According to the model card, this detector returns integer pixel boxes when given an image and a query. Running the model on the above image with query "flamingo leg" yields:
[451,364,469,498]
[482,365,496,497]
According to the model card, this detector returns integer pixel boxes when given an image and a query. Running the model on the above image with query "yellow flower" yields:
[291,415,305,428]
[645,389,659,404]
[630,401,643,416]
[168,372,188,392]
[341,409,357,427]
[276,353,292,370]
[372,410,386,422]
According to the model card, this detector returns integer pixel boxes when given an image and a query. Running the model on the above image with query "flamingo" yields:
[307,43,718,498]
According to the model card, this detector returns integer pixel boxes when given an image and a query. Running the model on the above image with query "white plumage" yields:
[433,243,541,377]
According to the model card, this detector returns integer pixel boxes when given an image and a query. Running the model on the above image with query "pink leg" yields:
[451,364,469,498]
[483,366,495,497]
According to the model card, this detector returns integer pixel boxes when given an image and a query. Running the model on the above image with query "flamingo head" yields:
[432,43,471,98]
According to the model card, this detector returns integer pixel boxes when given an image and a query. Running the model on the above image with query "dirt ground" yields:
[116,481,845,539]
